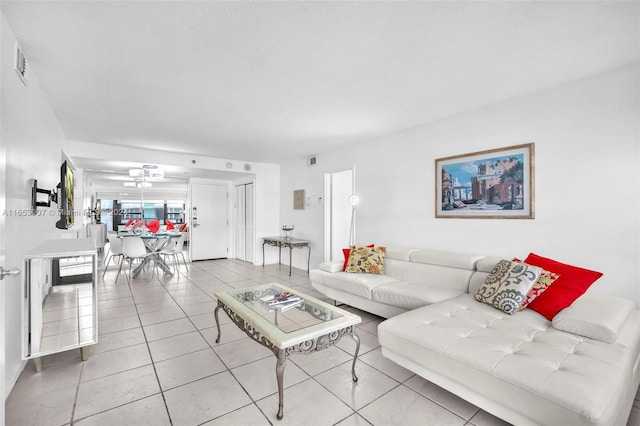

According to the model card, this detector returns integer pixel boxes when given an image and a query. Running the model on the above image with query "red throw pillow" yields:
[342,244,375,271]
[166,219,175,230]
[524,253,603,320]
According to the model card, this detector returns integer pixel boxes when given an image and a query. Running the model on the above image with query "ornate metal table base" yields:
[214,300,360,420]
[262,237,311,276]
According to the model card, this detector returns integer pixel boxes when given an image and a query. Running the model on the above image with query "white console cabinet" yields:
[22,238,98,371]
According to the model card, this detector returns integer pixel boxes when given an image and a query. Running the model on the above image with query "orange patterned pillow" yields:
[513,258,561,311]
[345,245,386,274]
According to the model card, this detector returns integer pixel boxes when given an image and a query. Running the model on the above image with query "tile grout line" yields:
[126,268,176,426]
[154,264,275,424]
[171,262,280,425]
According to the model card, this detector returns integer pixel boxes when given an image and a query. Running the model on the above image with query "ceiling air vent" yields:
[15,43,29,86]
[307,155,317,167]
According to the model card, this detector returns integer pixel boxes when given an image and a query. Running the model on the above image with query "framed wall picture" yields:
[435,143,535,219]
[293,189,305,210]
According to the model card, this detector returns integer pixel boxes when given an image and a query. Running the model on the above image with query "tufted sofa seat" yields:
[379,293,640,425]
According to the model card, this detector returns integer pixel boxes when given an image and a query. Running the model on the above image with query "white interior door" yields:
[190,183,228,261]
[234,183,254,263]
[244,183,254,263]
[324,169,354,262]
[234,185,246,260]
[0,126,6,425]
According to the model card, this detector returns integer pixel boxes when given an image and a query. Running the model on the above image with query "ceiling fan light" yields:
[149,169,164,179]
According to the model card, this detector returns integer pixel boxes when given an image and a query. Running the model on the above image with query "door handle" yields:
[0,267,20,280]
[192,207,199,227]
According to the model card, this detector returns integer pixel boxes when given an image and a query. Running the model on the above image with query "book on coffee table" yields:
[260,292,303,311]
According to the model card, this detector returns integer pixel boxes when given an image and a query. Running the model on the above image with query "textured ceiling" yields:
[2,1,639,166]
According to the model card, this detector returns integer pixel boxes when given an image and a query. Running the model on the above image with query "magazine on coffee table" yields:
[260,292,303,311]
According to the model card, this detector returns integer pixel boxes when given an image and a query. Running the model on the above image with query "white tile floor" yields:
[7,255,640,426]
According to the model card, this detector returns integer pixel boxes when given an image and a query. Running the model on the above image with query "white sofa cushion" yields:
[323,271,397,299]
[409,248,485,270]
[385,246,418,261]
[379,293,640,425]
[552,293,635,343]
[384,259,476,293]
[372,281,463,310]
[468,256,504,294]
[319,261,343,273]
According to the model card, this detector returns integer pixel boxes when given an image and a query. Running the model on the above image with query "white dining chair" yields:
[119,236,155,282]
[103,234,124,280]
[159,233,188,274]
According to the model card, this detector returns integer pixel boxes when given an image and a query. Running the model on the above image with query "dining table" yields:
[118,232,182,278]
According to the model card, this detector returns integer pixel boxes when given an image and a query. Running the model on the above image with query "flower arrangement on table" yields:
[125,218,154,234]
[146,219,160,234]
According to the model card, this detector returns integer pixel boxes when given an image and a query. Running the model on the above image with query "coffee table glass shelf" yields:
[214,283,361,420]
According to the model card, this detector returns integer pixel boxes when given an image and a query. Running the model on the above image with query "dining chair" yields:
[159,233,188,274]
[119,236,155,283]
[103,234,124,280]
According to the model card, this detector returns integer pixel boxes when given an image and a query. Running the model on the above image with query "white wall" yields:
[1,14,74,397]
[281,63,640,304]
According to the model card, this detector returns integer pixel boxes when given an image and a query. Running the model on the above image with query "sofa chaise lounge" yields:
[310,247,640,425]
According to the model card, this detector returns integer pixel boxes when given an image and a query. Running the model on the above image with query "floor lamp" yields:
[348,194,360,247]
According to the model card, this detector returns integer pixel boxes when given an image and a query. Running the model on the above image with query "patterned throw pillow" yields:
[474,259,543,315]
[345,245,386,274]
[342,244,375,271]
[513,258,561,311]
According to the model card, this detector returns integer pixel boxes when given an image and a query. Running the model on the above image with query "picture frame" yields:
[435,143,535,219]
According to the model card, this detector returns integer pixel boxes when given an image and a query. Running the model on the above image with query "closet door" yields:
[244,183,254,263]
[234,185,246,261]
[234,183,255,263]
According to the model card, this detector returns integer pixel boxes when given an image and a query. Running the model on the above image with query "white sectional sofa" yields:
[309,247,640,426]
[311,247,487,318]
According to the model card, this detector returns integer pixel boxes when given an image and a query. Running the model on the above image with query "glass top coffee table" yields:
[214,283,361,420]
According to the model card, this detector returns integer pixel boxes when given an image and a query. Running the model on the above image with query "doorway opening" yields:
[324,169,355,263]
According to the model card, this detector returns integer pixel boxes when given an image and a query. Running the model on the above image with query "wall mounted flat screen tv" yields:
[55,161,74,229]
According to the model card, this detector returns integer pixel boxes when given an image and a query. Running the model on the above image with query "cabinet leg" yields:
[81,346,90,361]
[34,357,43,373]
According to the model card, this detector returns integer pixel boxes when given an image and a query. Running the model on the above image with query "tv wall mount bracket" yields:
[31,179,58,213]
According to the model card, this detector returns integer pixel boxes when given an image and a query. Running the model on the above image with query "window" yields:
[143,202,164,222]
[111,200,186,226]
[166,202,185,224]
[119,202,142,222]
